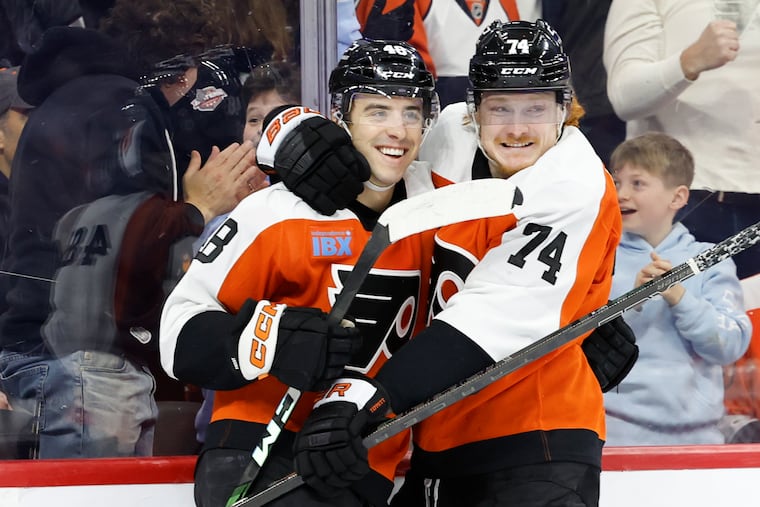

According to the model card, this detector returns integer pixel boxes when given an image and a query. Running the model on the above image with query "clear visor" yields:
[476,91,566,125]
[345,93,426,129]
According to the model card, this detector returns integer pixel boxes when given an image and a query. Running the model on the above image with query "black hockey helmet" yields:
[468,19,572,107]
[329,38,439,129]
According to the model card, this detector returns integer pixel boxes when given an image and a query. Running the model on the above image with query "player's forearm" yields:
[167,303,257,390]
[375,319,493,414]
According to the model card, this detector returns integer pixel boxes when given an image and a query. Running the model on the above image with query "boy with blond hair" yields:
[605,132,752,445]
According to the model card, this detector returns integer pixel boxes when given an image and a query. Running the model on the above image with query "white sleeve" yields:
[159,216,244,380]
[603,0,693,121]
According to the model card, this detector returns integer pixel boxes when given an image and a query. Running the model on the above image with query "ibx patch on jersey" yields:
[310,228,353,258]
[190,86,228,111]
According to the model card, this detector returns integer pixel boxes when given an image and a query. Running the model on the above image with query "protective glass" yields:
[476,91,565,125]
[345,93,425,129]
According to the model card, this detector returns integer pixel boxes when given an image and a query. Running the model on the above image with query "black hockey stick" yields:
[239,219,760,507]
[226,178,523,506]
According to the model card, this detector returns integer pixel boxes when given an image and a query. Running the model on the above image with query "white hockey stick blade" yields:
[380,178,520,244]
[240,219,760,507]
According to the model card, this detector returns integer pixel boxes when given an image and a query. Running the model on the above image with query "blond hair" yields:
[610,132,694,188]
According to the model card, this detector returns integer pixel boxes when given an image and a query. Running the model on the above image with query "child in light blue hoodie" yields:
[604,132,752,445]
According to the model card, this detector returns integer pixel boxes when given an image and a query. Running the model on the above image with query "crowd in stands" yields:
[0,0,758,477]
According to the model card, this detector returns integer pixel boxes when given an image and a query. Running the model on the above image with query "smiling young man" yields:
[160,39,440,507]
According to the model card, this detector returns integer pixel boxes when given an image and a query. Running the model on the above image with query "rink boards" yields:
[1,445,759,506]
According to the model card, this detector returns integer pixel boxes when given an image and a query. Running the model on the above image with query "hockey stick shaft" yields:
[227,179,520,505]
[241,219,760,506]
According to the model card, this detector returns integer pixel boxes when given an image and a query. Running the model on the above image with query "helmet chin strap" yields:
[363,179,394,192]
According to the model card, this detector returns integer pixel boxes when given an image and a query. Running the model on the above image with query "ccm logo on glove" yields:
[238,300,286,379]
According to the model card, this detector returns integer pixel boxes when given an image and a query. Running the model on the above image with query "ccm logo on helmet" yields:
[377,69,415,79]
[500,67,538,75]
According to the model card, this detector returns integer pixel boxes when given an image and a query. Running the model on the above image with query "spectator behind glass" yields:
[0,66,33,265]
[192,60,302,446]
[604,1,760,282]
[604,132,751,446]
[0,1,83,66]
[0,0,259,459]
[354,0,541,108]
[0,65,33,413]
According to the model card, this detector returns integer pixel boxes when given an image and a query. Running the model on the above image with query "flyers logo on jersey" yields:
[265,106,321,145]
[311,230,353,257]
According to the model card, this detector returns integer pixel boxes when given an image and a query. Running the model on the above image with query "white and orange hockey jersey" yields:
[397,102,622,475]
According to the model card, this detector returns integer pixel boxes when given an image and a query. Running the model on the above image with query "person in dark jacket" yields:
[0,14,259,457]
[0,0,84,66]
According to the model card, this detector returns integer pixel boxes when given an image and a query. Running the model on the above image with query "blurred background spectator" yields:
[0,65,33,272]
[542,0,625,167]
[0,1,84,67]
[0,64,32,429]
